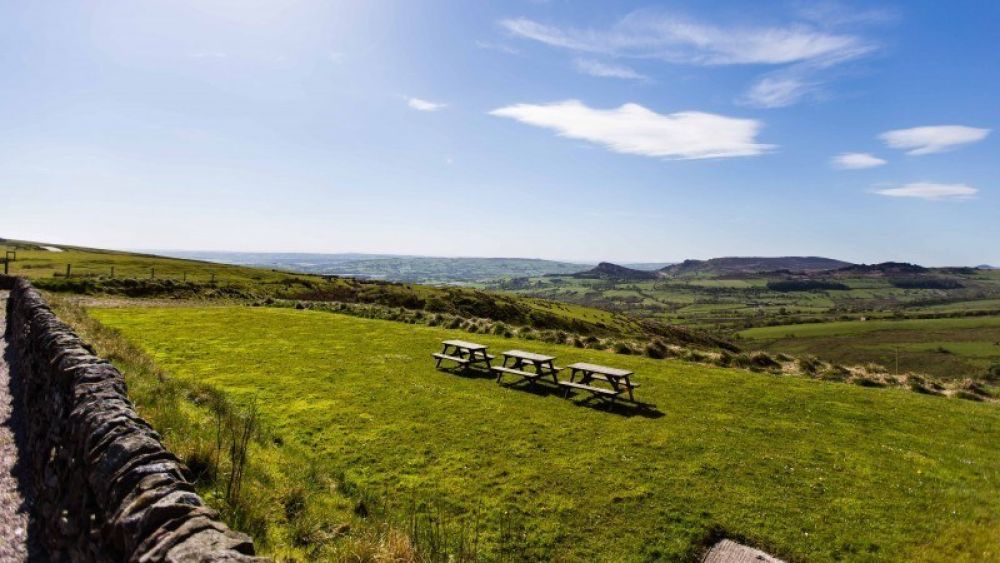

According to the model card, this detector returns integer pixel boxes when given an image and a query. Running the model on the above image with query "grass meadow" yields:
[739,317,1000,381]
[87,305,1000,561]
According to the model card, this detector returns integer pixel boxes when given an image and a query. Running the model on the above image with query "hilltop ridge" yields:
[571,262,659,280]
[660,256,852,277]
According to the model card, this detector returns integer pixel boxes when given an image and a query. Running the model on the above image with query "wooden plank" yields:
[491,366,542,379]
[442,339,487,350]
[502,349,556,362]
[702,539,785,563]
[587,373,640,387]
[558,381,620,396]
[432,353,469,364]
[567,362,633,377]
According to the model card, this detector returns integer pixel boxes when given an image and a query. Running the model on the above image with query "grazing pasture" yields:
[90,306,1000,561]
[739,317,1000,381]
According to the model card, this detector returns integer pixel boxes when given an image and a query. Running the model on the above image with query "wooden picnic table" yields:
[560,362,639,404]
[433,339,494,370]
[492,349,561,385]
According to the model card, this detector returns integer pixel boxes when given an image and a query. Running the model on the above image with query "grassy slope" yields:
[739,317,1000,380]
[3,241,299,283]
[4,240,659,342]
[91,306,1000,562]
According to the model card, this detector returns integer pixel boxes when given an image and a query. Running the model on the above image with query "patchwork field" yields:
[90,306,1000,561]
[739,317,1000,381]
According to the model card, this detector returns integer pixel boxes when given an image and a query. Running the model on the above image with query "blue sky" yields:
[0,1,997,265]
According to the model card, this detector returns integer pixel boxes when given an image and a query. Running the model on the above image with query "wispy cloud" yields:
[794,1,899,28]
[489,100,773,160]
[879,125,991,155]
[475,40,520,55]
[832,152,886,169]
[573,58,647,80]
[874,182,978,201]
[741,75,815,108]
[407,97,447,112]
[499,12,872,65]
[500,10,879,107]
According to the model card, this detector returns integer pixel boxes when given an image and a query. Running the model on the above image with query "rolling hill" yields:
[159,250,592,283]
[571,262,659,280]
[660,256,853,277]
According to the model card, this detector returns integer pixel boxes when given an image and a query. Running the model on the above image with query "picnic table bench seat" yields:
[585,373,641,387]
[432,352,469,365]
[557,380,621,396]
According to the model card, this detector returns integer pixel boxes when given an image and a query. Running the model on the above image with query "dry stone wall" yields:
[1,275,267,562]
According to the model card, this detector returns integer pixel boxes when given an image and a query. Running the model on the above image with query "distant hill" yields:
[158,251,594,283]
[660,256,852,277]
[572,262,659,280]
[621,262,676,271]
[977,264,998,270]
[834,262,928,276]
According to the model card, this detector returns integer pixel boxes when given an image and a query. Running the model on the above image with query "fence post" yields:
[211,273,216,284]
[183,272,187,282]
[66,264,72,278]
[150,267,155,280]
[110,266,115,278]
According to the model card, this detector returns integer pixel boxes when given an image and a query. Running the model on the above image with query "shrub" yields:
[714,351,733,367]
[985,364,1000,383]
[797,356,822,374]
[613,342,634,355]
[644,340,667,359]
[748,352,780,370]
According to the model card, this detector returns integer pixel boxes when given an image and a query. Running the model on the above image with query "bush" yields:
[613,342,634,355]
[748,352,780,370]
[797,356,822,374]
[644,341,667,359]
[985,364,1000,383]
[714,351,733,367]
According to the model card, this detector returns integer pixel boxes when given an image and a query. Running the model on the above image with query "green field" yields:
[90,306,1000,561]
[739,317,1000,381]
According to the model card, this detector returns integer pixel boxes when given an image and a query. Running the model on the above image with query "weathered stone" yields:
[2,276,266,562]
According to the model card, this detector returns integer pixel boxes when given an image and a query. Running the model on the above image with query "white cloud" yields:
[742,75,814,108]
[499,13,872,66]
[489,100,773,160]
[874,182,978,201]
[573,58,647,80]
[500,10,879,108]
[832,152,886,169]
[407,97,447,112]
[879,125,990,155]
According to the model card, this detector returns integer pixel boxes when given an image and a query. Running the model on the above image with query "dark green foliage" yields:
[767,280,850,292]
[890,278,963,290]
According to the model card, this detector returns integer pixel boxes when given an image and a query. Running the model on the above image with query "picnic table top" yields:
[501,349,556,363]
[442,339,488,350]
[566,362,634,377]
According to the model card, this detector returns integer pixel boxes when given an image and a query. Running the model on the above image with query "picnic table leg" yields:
[436,344,447,368]
[625,377,635,402]
[547,361,559,384]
